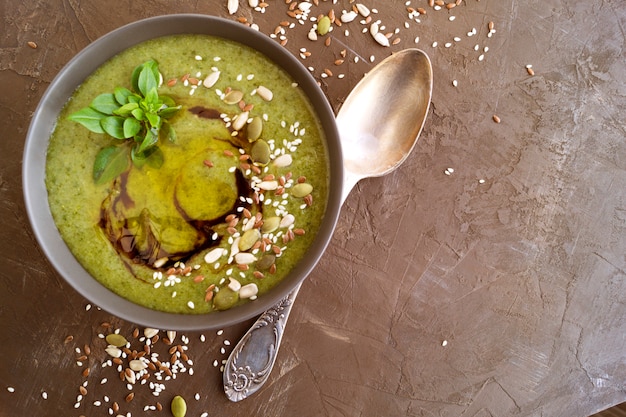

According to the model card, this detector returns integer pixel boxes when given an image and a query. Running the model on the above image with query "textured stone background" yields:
[1,1,625,416]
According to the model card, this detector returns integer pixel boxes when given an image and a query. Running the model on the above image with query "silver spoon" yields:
[223,49,433,402]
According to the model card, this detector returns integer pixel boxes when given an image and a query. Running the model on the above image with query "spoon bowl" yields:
[224,49,433,402]
[338,49,433,199]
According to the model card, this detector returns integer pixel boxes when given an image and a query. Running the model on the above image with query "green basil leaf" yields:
[131,108,145,121]
[158,105,181,119]
[114,102,139,117]
[130,62,143,94]
[93,145,129,184]
[68,107,107,133]
[128,95,140,104]
[162,121,177,143]
[123,117,142,138]
[114,87,133,105]
[160,95,177,107]
[137,61,159,96]
[132,145,164,169]
[90,93,120,115]
[100,116,126,139]
[145,112,161,130]
[143,87,160,111]
[137,129,159,155]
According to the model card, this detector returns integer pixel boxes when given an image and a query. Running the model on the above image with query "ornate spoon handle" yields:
[223,283,301,402]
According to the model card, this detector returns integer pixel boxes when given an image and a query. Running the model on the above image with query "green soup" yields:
[46,35,329,314]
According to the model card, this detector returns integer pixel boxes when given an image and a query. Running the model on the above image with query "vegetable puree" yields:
[46,34,329,314]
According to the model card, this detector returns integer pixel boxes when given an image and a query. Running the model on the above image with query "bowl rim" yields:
[22,14,343,330]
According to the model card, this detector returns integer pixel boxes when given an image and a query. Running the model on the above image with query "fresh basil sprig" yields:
[68,60,181,184]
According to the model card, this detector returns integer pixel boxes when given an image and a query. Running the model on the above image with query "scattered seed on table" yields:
[493,115,501,123]
[27,41,37,49]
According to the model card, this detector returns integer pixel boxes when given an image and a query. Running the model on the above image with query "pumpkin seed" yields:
[247,116,263,142]
[105,334,128,347]
[171,395,187,417]
[213,287,239,311]
[256,253,276,270]
[223,90,244,105]
[317,16,331,35]
[291,182,313,198]
[261,216,280,233]
[250,139,271,165]
[239,229,261,251]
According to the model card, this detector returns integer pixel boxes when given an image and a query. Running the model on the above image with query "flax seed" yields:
[493,114,501,123]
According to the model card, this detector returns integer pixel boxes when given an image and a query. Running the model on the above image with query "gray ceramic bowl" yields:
[22,14,343,330]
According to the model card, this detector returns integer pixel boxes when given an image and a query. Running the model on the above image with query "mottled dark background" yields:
[1,1,625,416]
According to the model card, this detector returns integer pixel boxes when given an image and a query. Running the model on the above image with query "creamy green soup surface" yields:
[46,34,329,314]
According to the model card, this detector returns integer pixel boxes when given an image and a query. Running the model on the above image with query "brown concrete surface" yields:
[1,0,625,416]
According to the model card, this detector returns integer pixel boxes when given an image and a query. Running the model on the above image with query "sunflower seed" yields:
[227,0,238,15]
[256,85,273,101]
[203,71,220,88]
[239,283,259,299]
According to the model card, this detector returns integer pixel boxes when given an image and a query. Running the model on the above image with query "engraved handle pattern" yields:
[223,283,301,402]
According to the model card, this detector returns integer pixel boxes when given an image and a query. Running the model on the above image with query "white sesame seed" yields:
[442,340,448,346]
[449,16,456,21]
[452,80,458,87]
[7,387,15,393]
[432,41,438,47]
[42,391,48,400]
